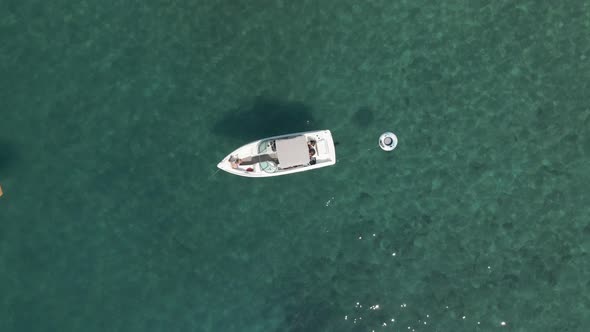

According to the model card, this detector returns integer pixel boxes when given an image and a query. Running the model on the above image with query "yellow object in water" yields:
[0,184,3,197]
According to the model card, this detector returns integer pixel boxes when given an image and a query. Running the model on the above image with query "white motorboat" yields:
[217,130,336,177]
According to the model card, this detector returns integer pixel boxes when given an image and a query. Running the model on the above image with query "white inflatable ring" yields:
[379,132,398,151]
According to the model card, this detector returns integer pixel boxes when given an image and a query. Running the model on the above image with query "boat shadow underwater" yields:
[213,97,321,142]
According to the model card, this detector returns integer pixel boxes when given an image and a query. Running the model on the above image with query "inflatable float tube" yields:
[379,132,398,151]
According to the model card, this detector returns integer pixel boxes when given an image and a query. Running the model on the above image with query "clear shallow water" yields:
[1,1,589,331]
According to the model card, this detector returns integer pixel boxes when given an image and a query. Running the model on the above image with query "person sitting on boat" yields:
[307,140,316,150]
[308,148,317,165]
[230,157,242,169]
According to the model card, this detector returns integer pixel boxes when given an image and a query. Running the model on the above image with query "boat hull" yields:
[217,130,336,178]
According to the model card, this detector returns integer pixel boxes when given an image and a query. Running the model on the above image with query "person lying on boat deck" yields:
[229,154,278,169]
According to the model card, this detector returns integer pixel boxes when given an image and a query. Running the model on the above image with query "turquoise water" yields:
[1,1,590,331]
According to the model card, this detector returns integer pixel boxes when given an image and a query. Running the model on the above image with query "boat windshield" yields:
[257,140,277,173]
[258,140,270,154]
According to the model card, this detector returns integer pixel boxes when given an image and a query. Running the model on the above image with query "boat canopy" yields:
[275,135,309,168]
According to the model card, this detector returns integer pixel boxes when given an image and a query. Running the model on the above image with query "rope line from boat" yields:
[207,168,221,180]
